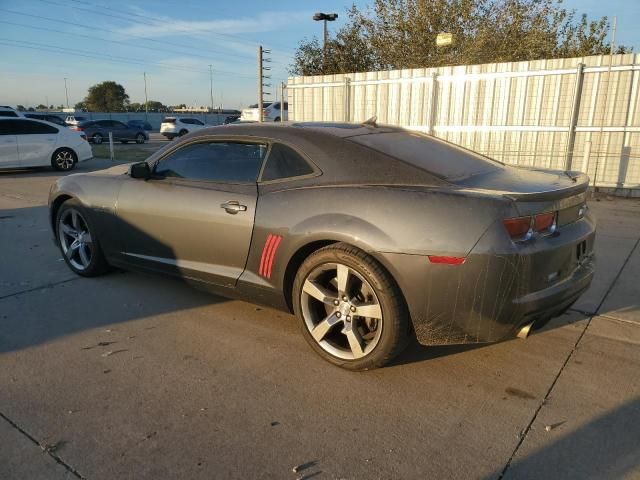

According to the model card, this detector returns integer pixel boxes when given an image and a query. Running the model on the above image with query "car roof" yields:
[0,117,63,127]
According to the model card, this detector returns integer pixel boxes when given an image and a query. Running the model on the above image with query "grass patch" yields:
[91,144,156,162]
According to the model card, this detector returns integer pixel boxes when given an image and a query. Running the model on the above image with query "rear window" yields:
[348,131,502,181]
[0,110,19,117]
[162,118,176,124]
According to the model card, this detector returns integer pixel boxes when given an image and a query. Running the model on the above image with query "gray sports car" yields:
[48,122,595,370]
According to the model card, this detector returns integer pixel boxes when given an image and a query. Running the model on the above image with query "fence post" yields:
[343,77,351,122]
[564,62,585,171]
[108,132,114,162]
[428,72,439,136]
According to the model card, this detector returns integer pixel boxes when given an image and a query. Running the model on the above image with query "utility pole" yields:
[313,12,338,71]
[257,46,272,122]
[209,64,214,113]
[143,72,149,122]
[64,78,69,109]
[280,82,286,122]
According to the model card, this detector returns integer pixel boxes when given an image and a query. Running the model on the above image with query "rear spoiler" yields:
[501,173,590,202]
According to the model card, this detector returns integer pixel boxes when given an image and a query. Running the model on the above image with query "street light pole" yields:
[209,64,214,113]
[143,72,149,121]
[64,77,69,109]
[313,12,338,72]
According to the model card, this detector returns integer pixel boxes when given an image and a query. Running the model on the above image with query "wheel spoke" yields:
[311,312,341,342]
[71,211,80,229]
[343,323,366,358]
[353,302,382,319]
[67,239,80,258]
[79,244,91,266]
[302,280,337,305]
[82,232,92,245]
[336,264,350,295]
[61,223,77,237]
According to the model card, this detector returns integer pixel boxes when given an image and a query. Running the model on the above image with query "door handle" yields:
[220,200,247,214]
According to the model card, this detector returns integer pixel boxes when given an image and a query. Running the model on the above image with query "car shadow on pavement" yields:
[485,396,640,479]
[0,203,227,355]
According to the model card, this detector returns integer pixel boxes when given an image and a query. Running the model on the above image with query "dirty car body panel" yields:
[48,123,596,347]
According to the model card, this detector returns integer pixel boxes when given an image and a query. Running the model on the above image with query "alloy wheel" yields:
[58,209,93,271]
[54,150,75,170]
[300,262,383,360]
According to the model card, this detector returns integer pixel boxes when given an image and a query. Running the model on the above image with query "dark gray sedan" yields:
[75,119,149,144]
[48,122,595,370]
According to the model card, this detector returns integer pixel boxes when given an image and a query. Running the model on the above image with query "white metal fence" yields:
[288,53,640,191]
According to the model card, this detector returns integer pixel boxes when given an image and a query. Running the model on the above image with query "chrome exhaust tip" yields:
[517,322,534,339]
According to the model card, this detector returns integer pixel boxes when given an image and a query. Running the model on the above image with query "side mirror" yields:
[130,161,151,180]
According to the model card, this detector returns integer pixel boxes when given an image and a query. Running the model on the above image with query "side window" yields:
[154,142,267,183]
[12,120,58,135]
[181,119,192,125]
[261,143,314,181]
[0,111,19,117]
[193,119,204,126]
[113,121,127,128]
[0,120,13,135]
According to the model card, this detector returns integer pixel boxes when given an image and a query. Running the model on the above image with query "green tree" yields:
[16,105,25,111]
[83,81,129,112]
[291,0,630,75]
[74,101,87,111]
[145,100,166,112]
[36,104,47,110]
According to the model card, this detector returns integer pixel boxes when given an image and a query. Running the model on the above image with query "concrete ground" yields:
[0,158,638,480]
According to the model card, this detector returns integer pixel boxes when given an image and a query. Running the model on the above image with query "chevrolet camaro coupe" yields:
[48,122,595,370]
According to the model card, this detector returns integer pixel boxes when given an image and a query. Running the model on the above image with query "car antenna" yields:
[362,115,377,127]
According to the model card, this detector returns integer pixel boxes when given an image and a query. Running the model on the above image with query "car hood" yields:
[89,163,132,176]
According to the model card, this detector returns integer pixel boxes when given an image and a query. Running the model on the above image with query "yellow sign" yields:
[436,33,453,46]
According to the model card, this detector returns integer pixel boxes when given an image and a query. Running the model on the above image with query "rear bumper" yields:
[376,213,596,346]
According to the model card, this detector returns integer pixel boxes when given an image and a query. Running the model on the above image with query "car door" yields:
[111,120,130,141]
[14,119,59,167]
[0,120,20,167]
[115,139,267,287]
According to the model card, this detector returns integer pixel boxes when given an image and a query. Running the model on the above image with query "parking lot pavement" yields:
[1,163,639,479]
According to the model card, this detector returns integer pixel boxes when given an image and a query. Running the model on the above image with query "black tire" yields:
[56,199,110,277]
[274,117,281,122]
[120,140,128,144]
[179,129,188,136]
[93,133,103,144]
[135,133,145,144]
[293,243,409,370]
[51,148,77,172]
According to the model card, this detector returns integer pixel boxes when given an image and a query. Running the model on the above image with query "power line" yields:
[0,39,256,78]
[0,19,253,66]
[37,0,298,56]
[0,8,261,63]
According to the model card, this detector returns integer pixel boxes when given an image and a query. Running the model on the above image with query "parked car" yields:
[0,117,91,171]
[65,115,88,127]
[160,117,207,140]
[224,114,241,124]
[73,120,149,144]
[240,102,288,122]
[0,106,21,117]
[24,113,67,127]
[127,119,153,131]
[48,122,595,370]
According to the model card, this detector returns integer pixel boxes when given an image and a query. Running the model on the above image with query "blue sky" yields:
[1,0,638,110]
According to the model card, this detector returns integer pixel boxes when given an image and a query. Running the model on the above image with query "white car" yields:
[240,102,288,122]
[0,105,22,118]
[0,118,92,171]
[65,114,88,127]
[160,117,207,140]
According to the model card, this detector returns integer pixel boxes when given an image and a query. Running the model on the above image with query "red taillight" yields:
[428,255,466,265]
[262,109,268,116]
[503,216,532,239]
[72,126,83,131]
[504,212,557,241]
[534,212,555,232]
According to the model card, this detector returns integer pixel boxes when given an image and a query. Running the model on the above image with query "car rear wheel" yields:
[51,148,76,171]
[135,133,146,144]
[293,243,409,370]
[56,200,110,277]
[93,133,103,144]
[179,129,188,136]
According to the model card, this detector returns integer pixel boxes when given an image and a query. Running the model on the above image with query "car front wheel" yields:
[135,133,146,144]
[56,200,110,277]
[93,133,103,144]
[293,243,409,370]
